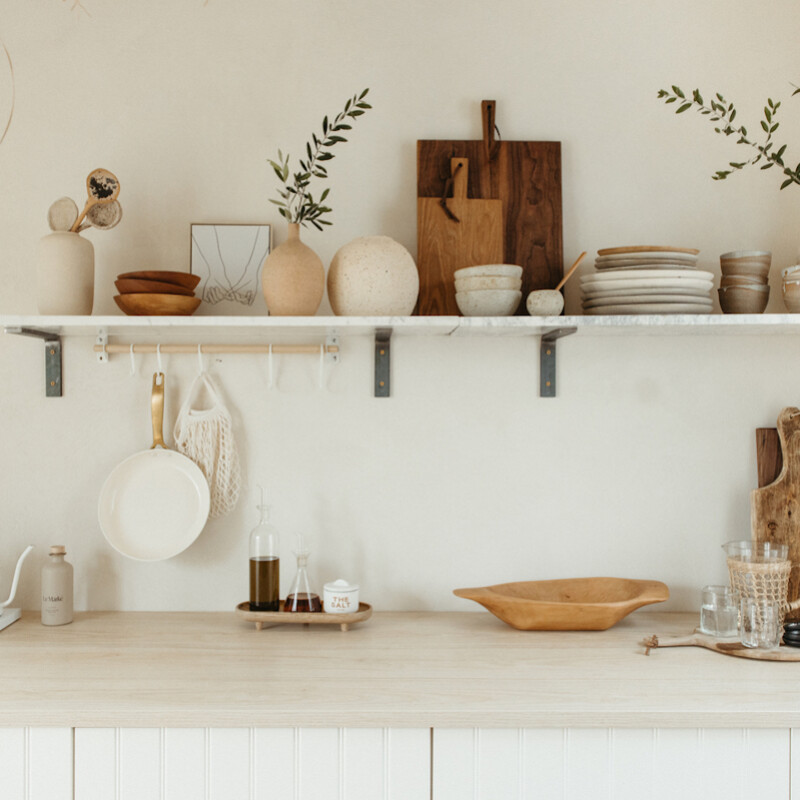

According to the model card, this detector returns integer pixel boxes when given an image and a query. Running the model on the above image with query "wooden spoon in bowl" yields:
[70,168,120,232]
[555,251,587,291]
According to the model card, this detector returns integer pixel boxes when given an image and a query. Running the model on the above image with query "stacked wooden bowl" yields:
[114,271,202,316]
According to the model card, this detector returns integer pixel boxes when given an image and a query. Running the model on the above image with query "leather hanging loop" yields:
[482,100,501,162]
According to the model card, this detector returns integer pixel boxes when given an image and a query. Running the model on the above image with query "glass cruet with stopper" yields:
[284,535,321,612]
[249,490,280,612]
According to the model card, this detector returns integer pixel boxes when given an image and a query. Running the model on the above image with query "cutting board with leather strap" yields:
[417,157,504,315]
[417,100,563,315]
[751,407,800,616]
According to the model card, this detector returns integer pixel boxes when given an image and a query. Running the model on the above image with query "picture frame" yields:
[190,223,272,315]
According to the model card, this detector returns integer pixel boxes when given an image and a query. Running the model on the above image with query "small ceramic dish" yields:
[454,264,523,280]
[456,289,521,316]
[526,289,564,316]
[720,251,771,279]
[114,293,202,316]
[718,286,769,314]
[455,275,522,292]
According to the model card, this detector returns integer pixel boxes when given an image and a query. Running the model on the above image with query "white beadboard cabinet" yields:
[432,728,790,800]
[0,728,73,800]
[73,727,430,800]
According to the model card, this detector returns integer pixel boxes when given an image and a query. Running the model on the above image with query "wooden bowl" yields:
[114,293,202,316]
[115,278,195,296]
[117,271,201,291]
[453,577,669,630]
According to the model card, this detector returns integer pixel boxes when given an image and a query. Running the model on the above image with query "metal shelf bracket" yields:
[374,328,391,398]
[96,328,108,364]
[540,326,577,398]
[4,326,63,397]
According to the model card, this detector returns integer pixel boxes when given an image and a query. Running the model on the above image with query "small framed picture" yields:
[190,223,272,315]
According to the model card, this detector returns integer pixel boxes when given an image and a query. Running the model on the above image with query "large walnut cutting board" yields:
[417,102,563,315]
[751,407,800,617]
[417,157,504,315]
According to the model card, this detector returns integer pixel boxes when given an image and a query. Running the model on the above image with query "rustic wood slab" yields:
[751,408,800,617]
[756,427,782,487]
[642,631,800,661]
[417,157,504,315]
[417,101,563,315]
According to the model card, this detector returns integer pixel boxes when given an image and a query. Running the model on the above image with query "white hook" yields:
[129,344,136,377]
[197,344,204,375]
[318,343,325,390]
[268,344,274,390]
[156,343,163,373]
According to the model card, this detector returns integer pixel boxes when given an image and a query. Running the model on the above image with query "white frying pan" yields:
[98,373,210,561]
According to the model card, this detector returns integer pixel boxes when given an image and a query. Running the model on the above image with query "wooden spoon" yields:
[70,168,120,232]
[555,251,587,291]
[47,196,78,231]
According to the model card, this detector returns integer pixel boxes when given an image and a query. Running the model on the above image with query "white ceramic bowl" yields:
[526,289,564,316]
[782,265,800,281]
[455,275,522,292]
[456,289,522,316]
[454,264,523,280]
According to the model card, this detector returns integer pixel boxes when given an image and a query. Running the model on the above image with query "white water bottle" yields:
[41,546,73,626]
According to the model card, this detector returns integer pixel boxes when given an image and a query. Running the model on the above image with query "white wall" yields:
[1,0,800,612]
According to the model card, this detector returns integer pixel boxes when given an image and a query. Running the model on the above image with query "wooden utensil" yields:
[751,407,800,618]
[47,197,78,232]
[235,601,373,632]
[642,632,800,661]
[453,577,669,631]
[417,157,503,315]
[554,251,587,291]
[86,199,122,230]
[418,101,563,314]
[70,168,120,232]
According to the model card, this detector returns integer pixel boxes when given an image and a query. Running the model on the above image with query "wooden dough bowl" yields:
[453,577,669,631]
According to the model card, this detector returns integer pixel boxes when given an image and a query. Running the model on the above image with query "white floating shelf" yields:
[5,313,800,398]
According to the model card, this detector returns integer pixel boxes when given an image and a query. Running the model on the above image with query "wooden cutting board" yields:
[417,157,504,315]
[417,101,563,315]
[751,407,800,617]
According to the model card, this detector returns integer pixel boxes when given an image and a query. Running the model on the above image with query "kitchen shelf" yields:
[5,313,800,398]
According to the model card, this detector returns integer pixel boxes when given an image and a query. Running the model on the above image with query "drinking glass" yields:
[699,585,739,637]
[740,597,781,649]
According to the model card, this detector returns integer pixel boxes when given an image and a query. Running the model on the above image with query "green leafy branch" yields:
[657,84,800,189]
[268,88,372,230]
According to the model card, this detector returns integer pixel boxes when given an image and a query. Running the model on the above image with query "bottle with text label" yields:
[41,545,73,626]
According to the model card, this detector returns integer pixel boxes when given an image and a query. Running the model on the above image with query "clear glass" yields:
[699,585,739,637]
[722,540,789,563]
[284,536,321,613]
[740,597,781,649]
[249,503,280,612]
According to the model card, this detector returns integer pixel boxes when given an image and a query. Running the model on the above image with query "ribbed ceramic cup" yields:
[719,250,771,281]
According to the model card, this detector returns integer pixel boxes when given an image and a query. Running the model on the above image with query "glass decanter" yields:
[283,536,321,612]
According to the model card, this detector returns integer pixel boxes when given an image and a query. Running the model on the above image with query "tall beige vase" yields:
[37,232,94,315]
[261,223,324,315]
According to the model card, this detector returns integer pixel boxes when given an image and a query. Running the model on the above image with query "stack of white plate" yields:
[582,246,713,315]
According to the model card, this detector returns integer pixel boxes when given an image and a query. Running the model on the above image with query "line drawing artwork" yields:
[0,38,14,146]
[191,224,271,313]
[61,0,91,17]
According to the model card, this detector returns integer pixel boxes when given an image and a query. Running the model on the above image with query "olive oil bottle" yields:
[249,497,279,612]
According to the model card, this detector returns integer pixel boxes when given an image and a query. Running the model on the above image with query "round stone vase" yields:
[261,223,324,316]
[37,232,95,315]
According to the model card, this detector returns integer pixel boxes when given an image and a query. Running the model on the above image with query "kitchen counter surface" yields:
[1,610,797,728]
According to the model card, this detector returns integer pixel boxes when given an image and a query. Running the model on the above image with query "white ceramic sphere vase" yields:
[327,235,419,316]
[37,232,95,315]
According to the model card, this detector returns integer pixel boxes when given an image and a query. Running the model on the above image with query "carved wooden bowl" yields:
[453,577,669,631]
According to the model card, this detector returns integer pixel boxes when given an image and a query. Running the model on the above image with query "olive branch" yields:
[268,88,372,230]
[657,84,800,189]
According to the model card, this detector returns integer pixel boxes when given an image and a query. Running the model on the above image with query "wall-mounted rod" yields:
[93,343,339,356]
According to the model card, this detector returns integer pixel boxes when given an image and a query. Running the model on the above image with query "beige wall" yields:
[2,0,800,612]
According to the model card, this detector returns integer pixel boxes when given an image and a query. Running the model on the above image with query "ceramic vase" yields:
[37,232,94,315]
[327,235,419,316]
[261,223,324,316]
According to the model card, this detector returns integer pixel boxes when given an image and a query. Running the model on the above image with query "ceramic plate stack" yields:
[581,246,713,315]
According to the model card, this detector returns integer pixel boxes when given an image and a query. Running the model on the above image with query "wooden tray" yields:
[235,601,372,631]
[642,632,800,661]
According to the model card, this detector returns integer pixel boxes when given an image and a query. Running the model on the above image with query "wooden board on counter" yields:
[752,408,800,618]
[417,101,563,315]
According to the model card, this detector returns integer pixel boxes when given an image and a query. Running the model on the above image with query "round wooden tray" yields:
[236,601,372,631]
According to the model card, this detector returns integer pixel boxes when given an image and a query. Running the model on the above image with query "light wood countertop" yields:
[0,610,796,729]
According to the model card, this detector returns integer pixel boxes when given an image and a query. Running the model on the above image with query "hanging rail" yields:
[92,343,340,356]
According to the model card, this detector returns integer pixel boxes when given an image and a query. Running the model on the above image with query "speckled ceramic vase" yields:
[261,223,324,316]
[37,231,94,315]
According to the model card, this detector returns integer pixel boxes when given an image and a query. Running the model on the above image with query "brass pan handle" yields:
[151,372,166,449]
